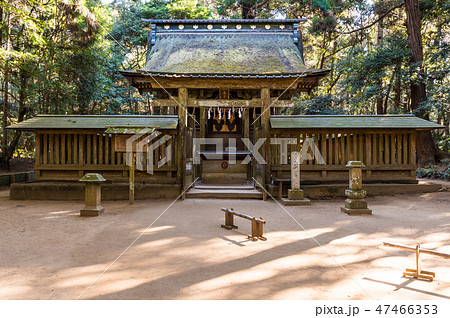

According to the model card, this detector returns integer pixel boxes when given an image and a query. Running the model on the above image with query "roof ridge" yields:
[142,19,307,24]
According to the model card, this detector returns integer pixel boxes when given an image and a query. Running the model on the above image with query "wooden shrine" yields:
[8,19,444,199]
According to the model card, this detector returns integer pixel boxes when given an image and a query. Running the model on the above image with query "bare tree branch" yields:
[335,2,405,35]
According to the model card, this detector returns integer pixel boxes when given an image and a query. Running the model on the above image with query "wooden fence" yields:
[270,129,417,183]
[34,130,178,183]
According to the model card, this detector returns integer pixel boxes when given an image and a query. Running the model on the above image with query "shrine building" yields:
[8,19,443,200]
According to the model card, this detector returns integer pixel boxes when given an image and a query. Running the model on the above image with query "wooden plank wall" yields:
[35,131,177,182]
[270,130,417,183]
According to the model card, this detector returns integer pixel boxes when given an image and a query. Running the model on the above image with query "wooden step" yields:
[194,183,254,190]
[201,172,248,184]
[185,188,263,199]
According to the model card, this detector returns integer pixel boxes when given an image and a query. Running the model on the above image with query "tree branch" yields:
[335,2,405,35]
[252,0,271,11]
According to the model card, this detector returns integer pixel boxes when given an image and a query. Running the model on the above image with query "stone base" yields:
[281,197,311,206]
[80,206,104,217]
[344,198,368,209]
[288,189,304,200]
[340,206,372,215]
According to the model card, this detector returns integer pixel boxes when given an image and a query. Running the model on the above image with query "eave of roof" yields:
[270,115,445,130]
[7,115,179,130]
[142,19,307,24]
[135,69,330,79]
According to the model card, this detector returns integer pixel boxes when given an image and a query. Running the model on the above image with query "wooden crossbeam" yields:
[383,242,450,281]
[221,207,267,241]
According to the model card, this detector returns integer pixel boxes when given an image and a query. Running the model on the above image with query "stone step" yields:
[185,188,263,199]
[194,183,254,190]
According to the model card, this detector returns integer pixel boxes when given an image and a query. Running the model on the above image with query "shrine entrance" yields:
[200,106,254,184]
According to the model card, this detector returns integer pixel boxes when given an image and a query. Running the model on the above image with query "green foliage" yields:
[335,35,410,112]
[285,95,346,115]
[416,161,450,180]
[167,0,212,19]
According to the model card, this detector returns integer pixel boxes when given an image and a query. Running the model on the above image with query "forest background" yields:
[0,0,449,174]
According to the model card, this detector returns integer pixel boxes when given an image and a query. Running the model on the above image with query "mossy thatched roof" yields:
[142,32,307,75]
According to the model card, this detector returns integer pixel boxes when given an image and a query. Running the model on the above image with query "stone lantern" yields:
[340,161,372,215]
[79,173,106,217]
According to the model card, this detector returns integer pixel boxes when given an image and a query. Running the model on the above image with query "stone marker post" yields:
[282,151,310,206]
[79,173,106,217]
[289,151,303,200]
[340,161,372,215]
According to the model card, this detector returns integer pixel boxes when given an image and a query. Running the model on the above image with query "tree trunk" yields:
[1,9,9,149]
[2,70,8,148]
[0,70,28,168]
[404,0,438,165]
[376,13,384,114]
[241,2,256,19]
[393,63,401,109]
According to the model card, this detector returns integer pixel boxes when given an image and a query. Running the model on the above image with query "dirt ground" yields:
[0,188,449,300]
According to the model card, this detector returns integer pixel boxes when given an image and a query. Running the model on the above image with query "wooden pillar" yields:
[177,87,188,195]
[244,107,249,139]
[35,133,41,178]
[129,153,135,205]
[365,133,372,178]
[261,88,271,186]
[200,108,206,141]
[411,131,416,176]
[79,134,85,178]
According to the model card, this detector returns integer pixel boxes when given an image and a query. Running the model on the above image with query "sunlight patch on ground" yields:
[139,225,175,234]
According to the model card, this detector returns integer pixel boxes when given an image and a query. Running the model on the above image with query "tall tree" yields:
[404,0,439,164]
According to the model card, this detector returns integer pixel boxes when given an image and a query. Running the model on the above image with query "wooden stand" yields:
[383,242,450,281]
[221,207,267,241]
[403,244,435,281]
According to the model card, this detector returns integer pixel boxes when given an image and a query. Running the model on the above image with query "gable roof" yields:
[137,19,329,79]
[270,115,444,130]
[7,115,178,130]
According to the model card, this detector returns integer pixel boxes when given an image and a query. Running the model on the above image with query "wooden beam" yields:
[269,99,295,108]
[261,88,271,186]
[61,134,66,165]
[143,76,310,90]
[73,134,78,165]
[67,134,72,164]
[411,131,416,167]
[155,98,295,108]
[78,134,84,165]
[49,134,54,164]
[35,133,41,167]
[177,87,188,194]
[55,134,60,165]
[188,99,262,108]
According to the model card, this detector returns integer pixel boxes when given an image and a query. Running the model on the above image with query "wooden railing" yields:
[270,129,417,183]
[35,131,178,182]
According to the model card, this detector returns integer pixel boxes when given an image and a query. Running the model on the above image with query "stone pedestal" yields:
[79,173,106,217]
[340,161,371,215]
[282,151,310,206]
